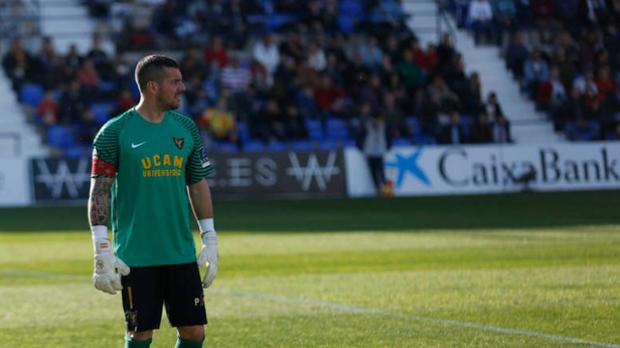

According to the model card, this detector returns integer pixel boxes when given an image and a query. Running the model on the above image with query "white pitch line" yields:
[215,288,620,348]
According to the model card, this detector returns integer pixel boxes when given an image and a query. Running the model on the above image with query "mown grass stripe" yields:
[217,288,620,348]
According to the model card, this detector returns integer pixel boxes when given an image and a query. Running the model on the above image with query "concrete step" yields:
[512,123,564,143]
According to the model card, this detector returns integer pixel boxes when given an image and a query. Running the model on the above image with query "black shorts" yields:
[121,262,207,332]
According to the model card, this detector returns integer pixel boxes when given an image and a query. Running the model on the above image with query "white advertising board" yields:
[0,158,31,206]
[346,142,620,197]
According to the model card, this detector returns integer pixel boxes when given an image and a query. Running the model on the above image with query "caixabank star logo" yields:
[385,147,431,189]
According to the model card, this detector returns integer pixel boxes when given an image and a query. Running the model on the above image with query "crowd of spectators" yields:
[4,0,513,156]
[451,0,620,141]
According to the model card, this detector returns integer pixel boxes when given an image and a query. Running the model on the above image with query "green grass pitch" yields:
[0,191,619,347]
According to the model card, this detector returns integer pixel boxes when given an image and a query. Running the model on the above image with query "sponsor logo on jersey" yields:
[140,154,184,177]
[173,137,185,150]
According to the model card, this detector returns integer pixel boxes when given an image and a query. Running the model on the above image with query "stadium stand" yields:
[447,0,620,141]
[3,0,535,156]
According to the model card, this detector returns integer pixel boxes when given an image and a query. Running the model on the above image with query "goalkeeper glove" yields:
[92,226,130,295]
[197,218,218,288]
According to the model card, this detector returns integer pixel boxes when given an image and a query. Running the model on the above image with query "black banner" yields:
[208,150,346,198]
[31,157,92,201]
[30,150,347,201]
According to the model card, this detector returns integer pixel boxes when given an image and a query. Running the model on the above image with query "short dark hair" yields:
[135,55,179,91]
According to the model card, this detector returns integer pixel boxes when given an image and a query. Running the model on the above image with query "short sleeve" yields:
[91,123,119,178]
[186,120,214,185]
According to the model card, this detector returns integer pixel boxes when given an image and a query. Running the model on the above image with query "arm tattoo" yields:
[88,177,114,227]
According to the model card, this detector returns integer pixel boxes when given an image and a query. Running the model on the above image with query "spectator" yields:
[595,65,616,103]
[220,57,251,93]
[253,98,281,142]
[59,80,86,124]
[383,91,409,139]
[296,86,321,120]
[427,75,460,112]
[64,44,83,73]
[204,36,229,70]
[307,43,327,72]
[77,58,101,88]
[505,31,531,79]
[523,50,550,97]
[114,89,136,116]
[360,112,391,196]
[439,111,466,144]
[486,92,512,143]
[180,48,208,81]
[468,0,494,45]
[313,74,347,117]
[36,90,59,123]
[359,74,384,111]
[2,38,35,93]
[76,109,99,145]
[252,34,280,76]
[199,97,240,146]
[279,31,304,63]
[573,70,598,96]
[472,111,493,143]
[359,37,383,67]
[283,103,308,140]
[397,50,424,91]
[536,66,567,110]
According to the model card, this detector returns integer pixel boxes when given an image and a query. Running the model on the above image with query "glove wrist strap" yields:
[198,218,214,234]
[91,225,111,254]
[198,219,217,246]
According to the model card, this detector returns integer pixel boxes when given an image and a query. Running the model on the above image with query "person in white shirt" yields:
[307,43,327,71]
[468,0,494,45]
[252,34,280,76]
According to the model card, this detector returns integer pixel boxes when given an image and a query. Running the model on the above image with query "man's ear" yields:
[146,80,159,94]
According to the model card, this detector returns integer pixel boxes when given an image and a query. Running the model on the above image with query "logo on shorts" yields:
[173,137,185,150]
[125,310,139,330]
[194,295,205,307]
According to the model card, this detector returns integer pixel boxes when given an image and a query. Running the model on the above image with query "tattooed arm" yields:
[88,177,114,227]
[88,175,129,295]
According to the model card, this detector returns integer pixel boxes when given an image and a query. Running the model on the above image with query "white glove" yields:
[92,226,130,295]
[197,219,218,288]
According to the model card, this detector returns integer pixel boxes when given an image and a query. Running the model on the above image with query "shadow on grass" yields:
[0,191,618,232]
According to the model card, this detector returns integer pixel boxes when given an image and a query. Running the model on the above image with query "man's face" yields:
[155,67,186,110]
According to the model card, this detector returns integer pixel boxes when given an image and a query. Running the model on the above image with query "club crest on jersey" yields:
[173,137,184,150]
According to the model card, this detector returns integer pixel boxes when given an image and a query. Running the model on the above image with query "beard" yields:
[156,91,180,110]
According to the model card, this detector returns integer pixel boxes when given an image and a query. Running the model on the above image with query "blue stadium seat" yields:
[65,145,87,158]
[47,125,75,149]
[460,114,473,140]
[393,138,412,147]
[19,83,44,106]
[340,0,364,18]
[319,139,340,150]
[91,102,116,125]
[306,119,323,140]
[291,140,313,151]
[338,15,358,34]
[266,14,297,31]
[405,116,423,139]
[236,121,250,141]
[98,80,116,92]
[267,140,287,152]
[243,140,264,152]
[216,141,238,153]
[326,118,349,141]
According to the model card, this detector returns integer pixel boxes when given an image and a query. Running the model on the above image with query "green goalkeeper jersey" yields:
[92,108,213,267]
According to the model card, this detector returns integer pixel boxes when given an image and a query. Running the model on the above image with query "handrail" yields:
[436,0,457,44]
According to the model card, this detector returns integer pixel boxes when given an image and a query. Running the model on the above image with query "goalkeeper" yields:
[87,55,218,348]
